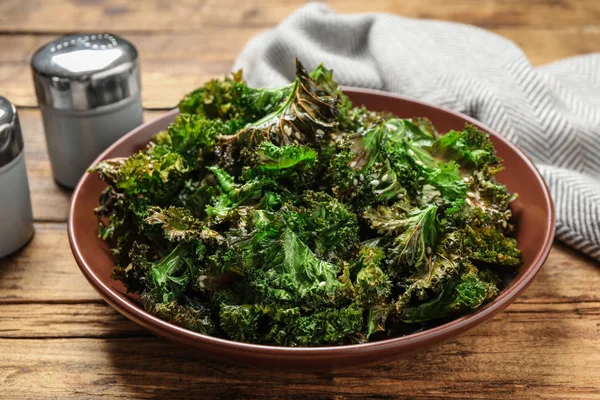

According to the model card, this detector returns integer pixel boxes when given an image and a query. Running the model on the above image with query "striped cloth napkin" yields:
[234,3,600,261]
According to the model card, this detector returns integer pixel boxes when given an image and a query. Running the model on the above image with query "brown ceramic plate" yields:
[68,88,554,371]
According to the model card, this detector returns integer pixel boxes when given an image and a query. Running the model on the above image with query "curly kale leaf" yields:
[218,302,365,346]
[446,170,517,233]
[142,290,216,335]
[146,244,198,303]
[364,204,439,272]
[143,206,228,248]
[422,161,468,215]
[153,114,232,166]
[205,166,267,222]
[354,247,392,307]
[400,268,498,323]
[219,60,340,150]
[94,187,130,241]
[433,124,502,174]
[346,118,430,173]
[144,206,204,242]
[178,70,289,131]
[264,304,364,346]
[425,161,467,203]
[179,70,245,118]
[463,226,522,266]
[286,191,360,261]
[172,179,219,220]
[474,172,516,211]
[230,210,346,308]
[395,253,461,310]
[219,304,264,343]
[252,228,344,307]
[352,247,392,337]
[111,242,151,293]
[370,159,412,202]
[255,141,317,170]
[92,144,189,201]
[329,119,428,203]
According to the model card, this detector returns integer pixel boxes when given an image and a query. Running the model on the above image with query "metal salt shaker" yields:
[31,33,143,188]
[0,97,34,258]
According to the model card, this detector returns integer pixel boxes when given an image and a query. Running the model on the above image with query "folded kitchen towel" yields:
[234,3,600,261]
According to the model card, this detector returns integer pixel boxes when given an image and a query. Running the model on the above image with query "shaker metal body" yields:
[0,97,34,258]
[31,33,143,188]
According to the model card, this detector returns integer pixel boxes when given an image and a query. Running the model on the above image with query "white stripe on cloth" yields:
[234,3,600,261]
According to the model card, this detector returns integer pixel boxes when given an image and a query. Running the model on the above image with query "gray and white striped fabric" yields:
[234,3,600,261]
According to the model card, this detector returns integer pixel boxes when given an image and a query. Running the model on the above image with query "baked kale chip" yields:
[92,59,521,346]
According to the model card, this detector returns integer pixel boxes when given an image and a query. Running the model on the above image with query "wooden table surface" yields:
[1,1,599,398]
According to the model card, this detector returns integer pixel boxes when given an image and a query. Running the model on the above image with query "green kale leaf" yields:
[93,59,522,346]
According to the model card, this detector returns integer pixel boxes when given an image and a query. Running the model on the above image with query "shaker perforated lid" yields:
[0,96,24,168]
[31,33,140,111]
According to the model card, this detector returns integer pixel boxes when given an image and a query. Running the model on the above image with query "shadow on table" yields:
[101,320,574,398]
[100,244,598,399]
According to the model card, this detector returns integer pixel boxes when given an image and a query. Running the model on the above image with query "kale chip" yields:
[92,60,521,346]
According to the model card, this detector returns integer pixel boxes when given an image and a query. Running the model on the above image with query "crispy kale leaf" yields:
[178,70,289,131]
[219,61,340,151]
[92,144,189,202]
[233,210,346,308]
[364,204,439,272]
[255,141,317,170]
[287,191,360,261]
[153,114,231,166]
[464,226,522,266]
[92,59,522,346]
[400,268,498,323]
[433,124,502,174]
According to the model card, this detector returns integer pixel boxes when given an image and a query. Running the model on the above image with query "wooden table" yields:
[1,1,599,398]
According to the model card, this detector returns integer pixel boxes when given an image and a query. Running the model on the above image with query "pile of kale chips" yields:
[93,61,522,346]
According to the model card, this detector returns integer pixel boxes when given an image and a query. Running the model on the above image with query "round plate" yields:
[68,88,555,371]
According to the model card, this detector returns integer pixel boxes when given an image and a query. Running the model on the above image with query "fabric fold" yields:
[234,3,600,261]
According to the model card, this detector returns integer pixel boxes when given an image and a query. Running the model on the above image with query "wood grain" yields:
[2,227,595,398]
[1,309,599,399]
[0,303,147,338]
[1,0,599,32]
[1,0,600,398]
[0,223,97,302]
[1,297,599,339]
[2,25,600,109]
[0,31,256,109]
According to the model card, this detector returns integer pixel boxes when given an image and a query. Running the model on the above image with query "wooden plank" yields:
[0,225,595,395]
[1,1,598,398]
[0,303,147,338]
[495,25,600,65]
[0,30,259,109]
[0,223,98,302]
[0,298,598,338]
[0,0,599,33]
[0,26,599,108]
[1,221,598,305]
[0,313,599,400]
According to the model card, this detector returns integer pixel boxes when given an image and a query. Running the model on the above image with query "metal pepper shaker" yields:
[0,97,34,258]
[31,33,143,188]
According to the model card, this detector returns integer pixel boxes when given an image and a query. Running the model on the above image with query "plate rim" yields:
[68,87,555,357]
